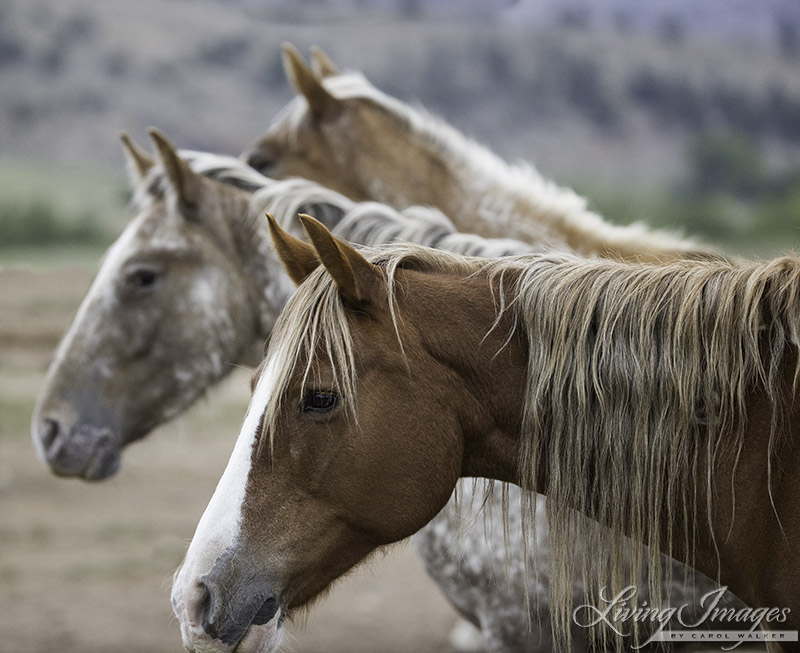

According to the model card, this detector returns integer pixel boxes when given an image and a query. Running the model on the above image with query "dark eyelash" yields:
[301,390,339,413]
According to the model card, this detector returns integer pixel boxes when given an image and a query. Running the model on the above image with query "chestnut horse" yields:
[243,44,711,264]
[173,216,800,653]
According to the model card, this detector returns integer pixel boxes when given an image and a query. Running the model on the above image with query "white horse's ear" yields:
[299,213,382,307]
[266,213,319,285]
[147,127,203,213]
[282,42,340,120]
[120,132,154,185]
[310,45,340,79]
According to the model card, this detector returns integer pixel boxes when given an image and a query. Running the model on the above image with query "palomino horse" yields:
[242,44,711,264]
[173,217,800,653]
[243,43,739,650]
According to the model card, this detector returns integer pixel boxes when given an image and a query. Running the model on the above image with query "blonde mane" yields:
[261,244,800,648]
[279,71,707,262]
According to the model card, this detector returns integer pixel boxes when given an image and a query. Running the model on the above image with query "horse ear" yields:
[310,45,340,79]
[266,213,320,286]
[282,42,340,120]
[299,213,382,307]
[148,127,202,213]
[120,132,154,185]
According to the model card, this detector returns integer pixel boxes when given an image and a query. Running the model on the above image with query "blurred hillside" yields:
[1,0,800,255]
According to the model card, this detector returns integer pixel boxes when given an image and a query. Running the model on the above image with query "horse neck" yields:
[697,359,800,622]
[215,185,295,354]
[413,264,800,627]
[407,118,700,263]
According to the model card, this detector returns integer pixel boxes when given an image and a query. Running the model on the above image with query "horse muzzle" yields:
[33,417,121,481]
[174,565,284,653]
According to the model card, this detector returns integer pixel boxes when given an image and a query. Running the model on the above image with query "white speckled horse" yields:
[243,44,713,264]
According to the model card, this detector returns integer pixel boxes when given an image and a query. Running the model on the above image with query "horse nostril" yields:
[197,580,218,639]
[40,418,61,451]
[252,596,278,626]
[198,570,280,646]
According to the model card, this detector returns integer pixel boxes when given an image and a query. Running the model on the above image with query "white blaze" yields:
[172,348,284,650]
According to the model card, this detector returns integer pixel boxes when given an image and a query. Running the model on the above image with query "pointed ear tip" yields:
[281,42,301,60]
[148,130,180,162]
[148,126,174,146]
[119,132,136,153]
[310,45,337,65]
[147,127,165,145]
[298,213,327,233]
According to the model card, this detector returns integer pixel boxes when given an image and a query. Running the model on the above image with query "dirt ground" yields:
[0,264,767,653]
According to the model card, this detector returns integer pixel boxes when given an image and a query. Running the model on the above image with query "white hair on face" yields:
[172,347,285,653]
[31,214,152,465]
[186,349,281,553]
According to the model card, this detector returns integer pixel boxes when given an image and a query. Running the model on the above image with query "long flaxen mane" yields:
[260,244,800,648]
[277,70,705,261]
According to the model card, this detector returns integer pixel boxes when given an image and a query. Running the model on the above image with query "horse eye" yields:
[301,390,339,414]
[126,268,159,290]
[246,150,273,174]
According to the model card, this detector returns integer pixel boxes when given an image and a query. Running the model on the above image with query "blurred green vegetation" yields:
[0,157,126,261]
[583,131,800,256]
[0,201,112,249]
[0,395,35,438]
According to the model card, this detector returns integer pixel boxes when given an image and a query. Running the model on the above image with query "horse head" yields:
[171,216,527,653]
[31,130,271,480]
[242,44,450,211]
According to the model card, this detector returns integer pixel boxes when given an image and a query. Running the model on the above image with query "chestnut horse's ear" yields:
[120,132,154,184]
[299,213,382,307]
[310,45,340,79]
[148,127,202,213]
[282,42,340,120]
[266,214,319,286]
